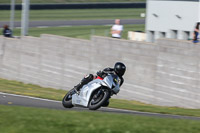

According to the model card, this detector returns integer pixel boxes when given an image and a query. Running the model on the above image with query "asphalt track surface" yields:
[1,92,200,121]
[0,19,145,28]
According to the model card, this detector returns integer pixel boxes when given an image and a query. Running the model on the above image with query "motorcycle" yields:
[62,73,121,110]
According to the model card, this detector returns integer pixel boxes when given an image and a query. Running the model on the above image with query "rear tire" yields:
[62,89,75,108]
[102,99,109,107]
[88,89,110,110]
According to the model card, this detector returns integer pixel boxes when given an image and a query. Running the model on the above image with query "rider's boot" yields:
[74,83,82,94]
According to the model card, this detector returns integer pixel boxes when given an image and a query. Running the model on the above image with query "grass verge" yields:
[0,24,145,40]
[1,78,200,117]
[0,8,145,21]
[0,105,200,133]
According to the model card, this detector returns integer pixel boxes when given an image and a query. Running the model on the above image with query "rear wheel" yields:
[88,89,110,110]
[102,99,109,107]
[62,89,75,108]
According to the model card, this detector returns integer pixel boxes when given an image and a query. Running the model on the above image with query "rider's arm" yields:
[102,68,114,74]
[119,77,124,87]
[96,67,114,78]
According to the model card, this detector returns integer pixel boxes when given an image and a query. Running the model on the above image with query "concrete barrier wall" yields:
[0,35,200,108]
[154,39,200,108]
[90,36,158,104]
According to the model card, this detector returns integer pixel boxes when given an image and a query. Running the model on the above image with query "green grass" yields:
[0,8,146,21]
[110,99,200,117]
[0,78,66,100]
[1,78,200,117]
[0,24,145,40]
[0,105,200,133]
[0,0,146,4]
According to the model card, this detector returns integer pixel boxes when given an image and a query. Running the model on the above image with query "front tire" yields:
[62,89,75,108]
[88,89,110,110]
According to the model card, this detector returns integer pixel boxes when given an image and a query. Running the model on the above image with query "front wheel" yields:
[62,89,75,108]
[88,89,110,110]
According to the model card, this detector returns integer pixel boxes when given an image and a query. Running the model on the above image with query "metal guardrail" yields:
[0,3,146,10]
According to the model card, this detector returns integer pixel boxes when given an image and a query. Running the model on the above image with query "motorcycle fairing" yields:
[71,74,120,107]
[104,74,120,94]
[72,79,103,107]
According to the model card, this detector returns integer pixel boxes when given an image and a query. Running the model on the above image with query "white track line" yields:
[0,92,156,115]
[102,107,200,120]
[1,92,200,119]
[0,92,61,103]
[0,92,152,114]
[105,107,172,116]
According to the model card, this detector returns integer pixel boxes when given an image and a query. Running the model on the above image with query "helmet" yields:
[114,62,126,77]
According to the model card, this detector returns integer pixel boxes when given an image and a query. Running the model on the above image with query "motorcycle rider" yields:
[74,62,126,93]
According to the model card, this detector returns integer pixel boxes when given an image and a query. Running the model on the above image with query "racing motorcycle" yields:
[62,73,121,110]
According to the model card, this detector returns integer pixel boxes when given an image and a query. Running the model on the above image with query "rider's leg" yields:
[74,74,94,92]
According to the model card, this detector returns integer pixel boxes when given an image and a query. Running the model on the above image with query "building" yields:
[146,0,200,42]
